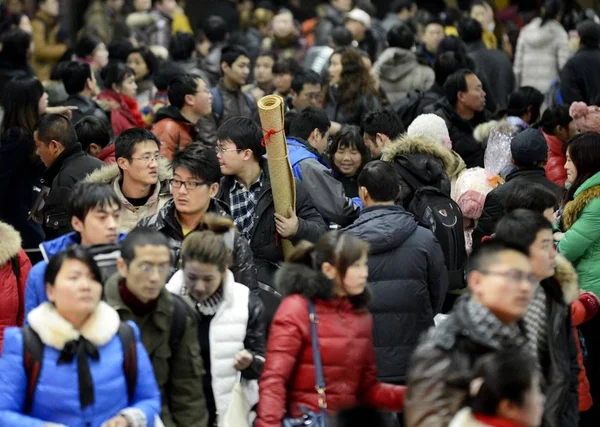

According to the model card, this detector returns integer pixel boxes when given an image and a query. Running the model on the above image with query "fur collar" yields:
[563,185,600,230]
[473,120,514,143]
[27,302,121,350]
[554,253,579,304]
[85,157,172,185]
[0,221,21,265]
[382,134,459,176]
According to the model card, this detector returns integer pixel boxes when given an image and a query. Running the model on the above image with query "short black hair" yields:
[153,61,185,91]
[467,238,529,274]
[128,46,159,77]
[204,15,229,43]
[272,57,302,76]
[0,29,31,66]
[68,182,122,222]
[504,184,558,214]
[330,26,353,47]
[444,69,473,106]
[114,128,160,162]
[168,74,201,109]
[457,18,483,44]
[291,70,321,94]
[35,114,78,149]
[45,246,102,286]
[220,45,250,68]
[506,86,544,124]
[387,23,415,50]
[391,0,415,13]
[107,39,134,63]
[101,61,135,89]
[120,227,171,265]
[494,209,553,251]
[172,142,221,184]
[169,32,196,61]
[434,51,466,87]
[74,116,112,151]
[358,160,400,202]
[284,110,299,136]
[62,61,93,95]
[362,108,405,140]
[216,117,265,160]
[75,34,103,58]
[289,107,331,141]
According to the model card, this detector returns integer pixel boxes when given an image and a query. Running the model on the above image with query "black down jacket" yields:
[344,205,448,384]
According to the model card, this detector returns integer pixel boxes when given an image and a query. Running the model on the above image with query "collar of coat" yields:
[84,156,172,187]
[27,301,120,351]
[563,184,600,230]
[0,221,21,264]
[548,253,579,305]
[43,142,85,183]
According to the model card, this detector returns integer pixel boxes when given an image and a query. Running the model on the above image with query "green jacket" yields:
[104,275,208,427]
[559,170,600,295]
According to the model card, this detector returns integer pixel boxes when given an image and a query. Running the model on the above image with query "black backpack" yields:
[395,164,467,291]
[391,90,440,128]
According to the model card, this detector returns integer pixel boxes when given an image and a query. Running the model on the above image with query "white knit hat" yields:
[407,114,452,149]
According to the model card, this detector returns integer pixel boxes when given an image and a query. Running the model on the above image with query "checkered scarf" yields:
[524,284,548,372]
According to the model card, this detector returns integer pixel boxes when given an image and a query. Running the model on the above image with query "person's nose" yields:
[106,215,117,231]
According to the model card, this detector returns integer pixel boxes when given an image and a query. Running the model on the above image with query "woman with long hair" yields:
[327,125,370,198]
[0,246,161,425]
[0,29,36,97]
[127,46,159,110]
[539,104,577,187]
[255,231,405,427]
[324,48,380,133]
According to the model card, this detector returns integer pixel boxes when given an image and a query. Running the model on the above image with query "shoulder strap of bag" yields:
[118,322,138,404]
[307,299,327,411]
[394,160,426,192]
[22,326,44,414]
[11,255,20,287]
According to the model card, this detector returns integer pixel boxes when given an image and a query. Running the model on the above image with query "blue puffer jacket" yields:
[25,232,127,317]
[0,302,161,426]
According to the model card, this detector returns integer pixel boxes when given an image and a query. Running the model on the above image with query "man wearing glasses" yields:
[86,128,172,233]
[139,143,257,288]
[405,239,536,427]
[105,227,208,427]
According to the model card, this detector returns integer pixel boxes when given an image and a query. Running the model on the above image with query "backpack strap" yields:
[169,294,187,358]
[394,160,426,192]
[11,255,20,287]
[118,322,138,404]
[210,87,223,123]
[22,326,44,414]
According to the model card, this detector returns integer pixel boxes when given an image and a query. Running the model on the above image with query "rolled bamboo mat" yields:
[257,95,296,258]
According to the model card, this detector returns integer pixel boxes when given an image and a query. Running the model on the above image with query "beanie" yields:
[570,101,600,133]
[407,114,452,149]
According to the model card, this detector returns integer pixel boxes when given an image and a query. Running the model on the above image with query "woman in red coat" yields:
[0,221,32,352]
[539,104,576,187]
[97,62,147,136]
[255,231,405,427]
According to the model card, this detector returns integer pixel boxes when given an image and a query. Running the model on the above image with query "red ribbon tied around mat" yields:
[261,127,284,147]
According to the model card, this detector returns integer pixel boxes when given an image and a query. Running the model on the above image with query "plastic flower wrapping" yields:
[484,127,512,185]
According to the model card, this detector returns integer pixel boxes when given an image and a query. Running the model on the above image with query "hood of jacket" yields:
[344,205,418,254]
[84,156,172,184]
[520,17,565,49]
[553,253,579,305]
[375,48,419,82]
[543,131,565,156]
[0,221,21,265]
[563,171,600,230]
[154,104,193,124]
[98,143,115,162]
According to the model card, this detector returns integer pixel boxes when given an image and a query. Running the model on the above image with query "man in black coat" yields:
[344,161,448,385]
[473,129,562,249]
[32,114,104,240]
[561,20,600,105]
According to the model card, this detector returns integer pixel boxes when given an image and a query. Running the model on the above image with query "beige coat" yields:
[31,10,67,82]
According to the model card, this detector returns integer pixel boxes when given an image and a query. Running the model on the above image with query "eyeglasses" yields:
[303,92,323,100]
[131,154,160,164]
[214,146,243,154]
[479,270,539,285]
[136,263,173,276]
[170,179,210,190]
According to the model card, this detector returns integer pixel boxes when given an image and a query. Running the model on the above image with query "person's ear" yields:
[116,258,128,278]
[88,143,102,157]
[321,261,337,280]
[241,149,254,161]
[45,283,55,303]
[209,182,219,198]
[468,270,484,296]
[359,185,369,202]
[309,128,320,144]
[497,399,521,421]
[49,139,63,154]
[221,61,229,75]
[71,215,85,235]
[112,82,121,93]
[184,92,195,106]
[116,156,130,172]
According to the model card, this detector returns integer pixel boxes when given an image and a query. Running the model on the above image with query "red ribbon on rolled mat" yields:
[261,127,284,147]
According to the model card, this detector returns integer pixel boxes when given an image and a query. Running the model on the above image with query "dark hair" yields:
[458,18,483,44]
[181,229,233,272]
[74,116,111,151]
[291,70,321,94]
[45,246,103,286]
[272,57,302,76]
[539,104,572,135]
[167,73,201,109]
[114,128,160,162]
[169,32,196,61]
[284,110,299,135]
[120,227,171,265]
[434,51,469,87]
[35,114,78,149]
[391,0,415,13]
[61,61,93,95]
[330,26,353,47]
[75,34,103,58]
[494,209,553,251]
[68,182,122,222]
[504,184,558,214]
[101,61,135,90]
[0,76,44,139]
[387,23,415,49]
[358,160,400,202]
[172,142,221,183]
[328,125,369,172]
[566,132,600,201]
[107,39,134,63]
[0,29,31,66]
[289,107,331,141]
[467,238,530,274]
[204,15,229,43]
[0,13,27,35]
[220,45,250,69]
[362,108,405,140]
[469,350,539,415]
[444,69,473,106]
[506,86,544,124]
[153,61,185,91]
[438,35,470,58]
[216,117,265,160]
[424,18,444,31]
[128,46,158,78]
[541,0,564,26]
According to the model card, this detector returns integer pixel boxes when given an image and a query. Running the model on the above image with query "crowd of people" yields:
[1,0,600,426]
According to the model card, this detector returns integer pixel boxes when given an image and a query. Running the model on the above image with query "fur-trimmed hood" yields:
[473,120,514,144]
[27,301,120,350]
[125,11,158,28]
[84,156,172,185]
[563,180,600,230]
[554,253,579,304]
[0,221,21,265]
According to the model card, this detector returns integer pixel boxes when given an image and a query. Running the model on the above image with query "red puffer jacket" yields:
[255,265,405,427]
[543,131,567,187]
[0,222,32,353]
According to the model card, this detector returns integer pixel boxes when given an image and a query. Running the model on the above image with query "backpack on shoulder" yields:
[210,87,255,125]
